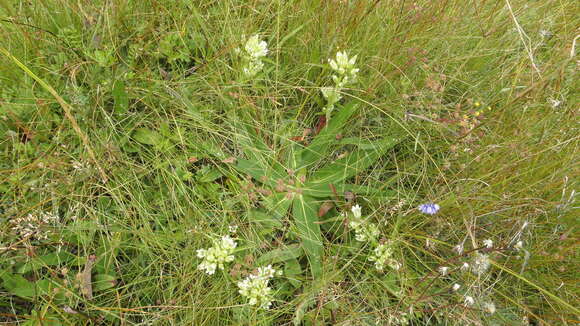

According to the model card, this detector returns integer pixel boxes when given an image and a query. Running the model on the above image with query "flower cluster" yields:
[10,212,59,240]
[240,35,268,77]
[418,203,440,215]
[328,51,359,87]
[196,235,237,275]
[346,204,404,272]
[322,51,359,118]
[369,241,401,271]
[470,252,491,275]
[349,204,380,243]
[237,265,280,309]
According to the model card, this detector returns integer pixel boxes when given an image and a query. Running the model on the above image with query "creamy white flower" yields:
[321,87,342,107]
[514,240,523,250]
[240,35,268,77]
[238,265,277,309]
[471,253,491,275]
[369,241,400,272]
[464,296,475,306]
[460,262,470,272]
[197,235,237,275]
[452,283,461,291]
[244,35,268,58]
[482,239,493,248]
[350,220,380,243]
[482,301,496,314]
[453,244,464,255]
[329,51,358,77]
[351,204,362,218]
[438,266,449,276]
[323,50,359,115]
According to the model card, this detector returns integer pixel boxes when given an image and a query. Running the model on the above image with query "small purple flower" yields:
[418,203,440,215]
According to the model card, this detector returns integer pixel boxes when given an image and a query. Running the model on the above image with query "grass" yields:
[0,0,578,325]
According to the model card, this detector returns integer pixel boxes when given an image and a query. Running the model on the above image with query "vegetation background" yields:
[0,0,577,325]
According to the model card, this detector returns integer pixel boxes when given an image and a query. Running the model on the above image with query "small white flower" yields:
[240,35,268,77]
[351,204,362,218]
[453,243,464,255]
[471,253,491,275]
[548,98,562,108]
[452,283,461,291]
[369,241,400,272]
[244,35,268,58]
[464,295,475,306]
[514,240,523,251]
[438,266,449,276]
[482,301,496,314]
[324,50,359,114]
[197,235,237,275]
[389,260,402,271]
[482,239,493,248]
[321,87,342,107]
[460,262,470,272]
[348,205,379,243]
[229,225,238,234]
[237,265,277,309]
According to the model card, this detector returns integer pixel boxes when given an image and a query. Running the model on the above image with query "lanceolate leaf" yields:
[234,122,287,185]
[309,136,401,185]
[293,194,323,279]
[257,244,303,265]
[112,80,128,113]
[305,182,397,199]
[299,102,359,168]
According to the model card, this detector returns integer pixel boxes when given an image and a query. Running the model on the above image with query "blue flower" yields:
[418,203,440,215]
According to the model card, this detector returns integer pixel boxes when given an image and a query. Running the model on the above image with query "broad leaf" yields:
[305,182,397,199]
[112,80,128,113]
[299,102,359,168]
[257,244,302,265]
[16,251,75,274]
[0,271,36,299]
[262,193,292,219]
[309,136,401,185]
[132,128,164,146]
[235,159,275,187]
[93,274,117,292]
[284,257,303,288]
[247,209,283,235]
[293,194,322,278]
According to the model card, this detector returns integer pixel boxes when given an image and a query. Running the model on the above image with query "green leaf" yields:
[0,271,36,299]
[338,137,376,150]
[196,166,223,183]
[247,209,283,235]
[284,257,303,288]
[93,274,117,292]
[132,128,164,146]
[257,244,303,265]
[380,272,402,297]
[299,102,359,168]
[112,80,128,113]
[262,193,292,219]
[305,182,397,199]
[16,251,76,274]
[309,136,401,185]
[293,195,322,279]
